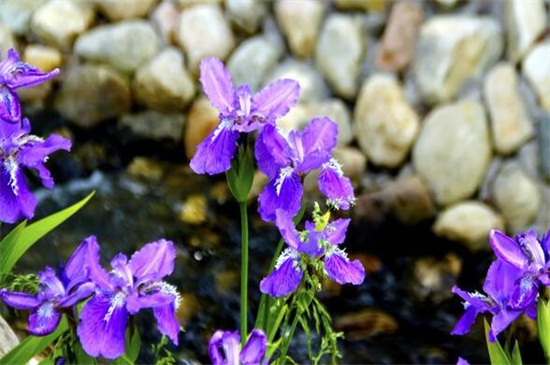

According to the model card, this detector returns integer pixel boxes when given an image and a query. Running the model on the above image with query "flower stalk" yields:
[240,200,249,347]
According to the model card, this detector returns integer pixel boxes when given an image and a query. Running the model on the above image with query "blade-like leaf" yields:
[538,299,550,363]
[510,340,523,365]
[0,191,94,275]
[484,318,512,365]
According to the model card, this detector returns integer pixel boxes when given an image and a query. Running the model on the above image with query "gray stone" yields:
[0,0,46,35]
[433,201,504,251]
[412,101,492,206]
[483,62,534,154]
[505,0,547,63]
[31,0,95,51]
[133,48,195,112]
[151,2,180,44]
[332,146,367,184]
[540,115,550,182]
[492,162,540,231]
[56,65,131,128]
[305,99,353,146]
[75,20,159,73]
[225,0,268,34]
[522,40,550,111]
[95,0,157,21]
[184,97,219,160]
[120,111,185,142]
[315,13,366,100]
[414,16,502,104]
[227,36,283,91]
[354,74,420,168]
[275,0,326,58]
[176,4,235,75]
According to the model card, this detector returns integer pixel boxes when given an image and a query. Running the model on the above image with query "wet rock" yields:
[151,2,180,44]
[126,157,166,182]
[305,99,353,146]
[31,0,95,51]
[408,253,462,304]
[95,0,157,21]
[176,4,235,75]
[266,59,329,102]
[133,47,195,112]
[413,101,492,206]
[55,65,131,128]
[119,111,185,142]
[75,20,159,73]
[334,0,386,12]
[332,146,367,184]
[176,292,200,326]
[0,0,46,35]
[354,74,420,168]
[483,63,534,155]
[315,13,366,100]
[0,24,17,53]
[184,97,219,160]
[376,1,423,72]
[414,16,502,104]
[540,115,550,182]
[276,104,309,135]
[179,195,207,225]
[225,0,267,34]
[18,44,62,102]
[227,36,283,91]
[334,309,398,341]
[504,0,547,63]
[433,201,504,251]
[275,0,326,58]
[522,40,550,111]
[492,162,540,231]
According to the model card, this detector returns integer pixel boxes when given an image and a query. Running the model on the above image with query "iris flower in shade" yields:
[489,229,550,309]
[451,259,535,341]
[209,328,267,365]
[190,56,300,175]
[77,238,181,359]
[255,118,355,222]
[260,209,365,297]
[0,48,59,123]
[0,238,98,336]
[0,117,71,223]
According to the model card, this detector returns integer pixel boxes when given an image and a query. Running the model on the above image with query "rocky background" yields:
[1,0,550,363]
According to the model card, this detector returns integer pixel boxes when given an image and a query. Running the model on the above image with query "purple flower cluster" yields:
[452,229,550,341]
[0,236,181,359]
[0,49,70,223]
[209,328,267,365]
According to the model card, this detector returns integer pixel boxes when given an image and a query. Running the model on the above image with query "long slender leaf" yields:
[0,191,94,275]
[538,299,550,363]
[484,319,512,365]
[510,340,523,365]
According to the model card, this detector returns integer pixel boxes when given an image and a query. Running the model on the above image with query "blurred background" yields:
[1,0,549,363]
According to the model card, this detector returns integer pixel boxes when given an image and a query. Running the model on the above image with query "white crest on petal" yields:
[275,248,299,270]
[211,117,234,142]
[104,291,126,322]
[6,155,19,195]
[275,166,294,196]
[322,158,343,177]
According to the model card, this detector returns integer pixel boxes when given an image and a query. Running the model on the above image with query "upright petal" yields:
[483,259,522,303]
[318,159,355,210]
[260,256,303,297]
[516,230,546,267]
[38,267,66,298]
[28,302,62,336]
[489,230,527,269]
[241,329,267,365]
[252,79,300,121]
[275,209,301,250]
[324,250,365,285]
[254,125,290,178]
[297,118,337,172]
[77,294,128,359]
[190,119,239,175]
[129,239,175,285]
[64,236,103,290]
[257,169,302,223]
[209,330,240,365]
[199,57,235,115]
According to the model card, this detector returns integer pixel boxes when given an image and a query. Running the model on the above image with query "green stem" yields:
[240,201,249,347]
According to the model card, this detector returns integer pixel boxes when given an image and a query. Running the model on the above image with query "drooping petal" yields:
[28,302,62,336]
[489,230,527,269]
[451,306,481,336]
[318,159,355,210]
[254,125,290,178]
[0,168,37,223]
[0,289,41,309]
[199,57,235,115]
[77,294,128,359]
[324,250,365,285]
[209,330,240,365]
[190,119,239,175]
[129,239,175,285]
[489,308,522,341]
[257,169,302,223]
[153,304,180,345]
[0,85,20,122]
[260,255,302,297]
[297,118,337,172]
[324,218,350,246]
[252,79,300,121]
[275,209,301,250]
[241,329,267,365]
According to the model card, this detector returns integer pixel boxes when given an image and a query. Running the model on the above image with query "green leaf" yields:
[113,326,141,365]
[484,318,512,365]
[226,145,255,203]
[510,340,523,365]
[1,317,68,364]
[538,299,550,363]
[0,191,94,275]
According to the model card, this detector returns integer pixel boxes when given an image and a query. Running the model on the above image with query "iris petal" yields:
[129,240,175,285]
[252,79,300,121]
[28,302,61,336]
[199,57,235,115]
[260,257,302,297]
[489,230,527,269]
[241,329,267,365]
[324,251,365,285]
[153,304,180,345]
[190,120,239,175]
[258,169,302,223]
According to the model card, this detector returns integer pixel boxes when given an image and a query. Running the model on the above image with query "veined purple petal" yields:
[77,294,128,359]
[542,230,550,256]
[489,308,522,341]
[257,169,302,223]
[457,357,470,365]
[324,250,365,285]
[209,330,240,365]
[29,302,62,336]
[0,168,37,223]
[516,230,546,268]
[260,254,302,297]
[489,230,527,269]
[451,306,480,336]
[324,218,350,246]
[153,304,180,345]
[129,239,175,285]
[190,119,239,175]
[241,329,267,365]
[0,289,41,309]
[451,286,493,313]
[509,275,539,309]
[318,159,355,210]
[254,125,290,178]
[0,86,20,123]
[199,57,235,115]
[483,259,522,304]
[64,236,102,290]
[252,79,300,121]
[275,209,301,250]
[297,118,337,172]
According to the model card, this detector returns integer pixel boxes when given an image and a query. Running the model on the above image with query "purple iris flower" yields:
[77,238,181,359]
[260,210,365,297]
[451,259,536,341]
[190,57,300,175]
[0,237,97,336]
[0,48,59,123]
[209,328,267,365]
[0,117,71,223]
[255,118,355,222]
